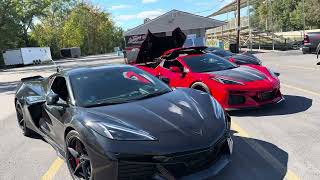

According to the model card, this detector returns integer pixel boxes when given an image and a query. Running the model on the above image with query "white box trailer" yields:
[3,47,52,66]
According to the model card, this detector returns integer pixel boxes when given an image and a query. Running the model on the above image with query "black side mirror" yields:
[159,77,170,85]
[46,93,59,105]
[274,72,280,77]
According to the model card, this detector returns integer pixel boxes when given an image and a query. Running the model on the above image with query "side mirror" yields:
[46,93,59,105]
[274,72,280,77]
[159,77,170,85]
[169,66,182,73]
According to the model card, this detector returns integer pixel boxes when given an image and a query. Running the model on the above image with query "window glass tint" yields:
[70,67,171,107]
[183,54,237,73]
[163,60,183,70]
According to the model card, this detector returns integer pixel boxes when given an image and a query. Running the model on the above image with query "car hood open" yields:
[136,28,186,64]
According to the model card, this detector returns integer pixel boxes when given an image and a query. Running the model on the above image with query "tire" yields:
[15,102,33,137]
[66,130,92,180]
[190,82,211,94]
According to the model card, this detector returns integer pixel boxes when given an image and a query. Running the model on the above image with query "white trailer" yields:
[3,47,52,66]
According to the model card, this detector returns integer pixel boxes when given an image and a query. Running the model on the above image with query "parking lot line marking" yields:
[42,157,64,180]
[282,83,320,97]
[231,121,300,180]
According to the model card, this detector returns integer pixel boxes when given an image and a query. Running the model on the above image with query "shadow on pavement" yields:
[215,130,288,180]
[0,81,20,94]
[229,95,312,117]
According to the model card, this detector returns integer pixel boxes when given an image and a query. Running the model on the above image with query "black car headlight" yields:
[86,121,157,141]
[210,96,230,132]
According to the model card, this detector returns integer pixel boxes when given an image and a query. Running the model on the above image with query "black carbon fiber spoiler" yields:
[21,76,44,82]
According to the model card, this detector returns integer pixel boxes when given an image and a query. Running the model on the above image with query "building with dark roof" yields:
[124,9,225,46]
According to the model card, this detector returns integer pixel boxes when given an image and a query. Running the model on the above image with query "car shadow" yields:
[229,95,312,117]
[214,130,289,180]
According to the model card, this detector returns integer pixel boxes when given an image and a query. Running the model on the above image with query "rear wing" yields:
[21,76,44,82]
[161,46,207,60]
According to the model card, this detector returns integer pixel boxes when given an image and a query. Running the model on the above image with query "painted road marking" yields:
[232,121,300,180]
[282,83,320,97]
[42,157,64,180]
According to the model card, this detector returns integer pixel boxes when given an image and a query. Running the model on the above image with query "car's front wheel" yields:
[66,130,92,180]
[191,82,211,94]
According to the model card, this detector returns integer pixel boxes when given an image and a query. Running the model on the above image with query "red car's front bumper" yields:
[210,82,284,110]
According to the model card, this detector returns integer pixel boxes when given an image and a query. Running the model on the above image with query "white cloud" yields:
[115,9,165,21]
[110,4,131,10]
[137,9,164,19]
[142,0,158,4]
[116,14,136,21]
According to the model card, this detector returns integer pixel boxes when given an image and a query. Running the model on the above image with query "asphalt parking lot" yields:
[0,51,319,180]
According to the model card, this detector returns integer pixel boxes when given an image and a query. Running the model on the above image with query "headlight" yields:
[211,76,244,85]
[86,121,157,141]
[210,96,230,131]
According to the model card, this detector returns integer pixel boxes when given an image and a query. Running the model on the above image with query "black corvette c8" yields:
[14,65,233,180]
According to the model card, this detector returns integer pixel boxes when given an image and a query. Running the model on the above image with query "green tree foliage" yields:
[304,0,320,28]
[62,3,122,55]
[251,0,320,32]
[32,2,124,58]
[0,0,21,66]
[1,0,123,65]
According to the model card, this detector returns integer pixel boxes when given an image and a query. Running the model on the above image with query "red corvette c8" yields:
[137,47,284,110]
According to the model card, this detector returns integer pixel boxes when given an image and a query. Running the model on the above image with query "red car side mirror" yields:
[170,66,182,73]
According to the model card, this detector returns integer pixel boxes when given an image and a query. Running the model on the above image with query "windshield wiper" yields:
[136,90,170,100]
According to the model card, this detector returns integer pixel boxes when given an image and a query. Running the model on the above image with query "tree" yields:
[304,0,320,28]
[0,0,22,67]
[15,0,52,46]
[62,3,123,55]
[31,0,76,58]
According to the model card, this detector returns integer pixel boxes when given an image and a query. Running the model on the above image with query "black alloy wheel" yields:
[66,130,92,180]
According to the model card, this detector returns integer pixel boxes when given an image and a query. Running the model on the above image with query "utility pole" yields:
[302,0,305,35]
[236,0,241,53]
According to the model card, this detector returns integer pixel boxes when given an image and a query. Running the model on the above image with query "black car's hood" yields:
[84,89,226,148]
[207,66,267,82]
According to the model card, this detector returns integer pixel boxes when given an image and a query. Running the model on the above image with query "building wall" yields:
[164,28,206,38]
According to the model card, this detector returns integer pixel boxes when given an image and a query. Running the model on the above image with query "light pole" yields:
[236,0,241,53]
[302,0,306,35]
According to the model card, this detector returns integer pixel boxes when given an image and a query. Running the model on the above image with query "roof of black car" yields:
[61,64,132,76]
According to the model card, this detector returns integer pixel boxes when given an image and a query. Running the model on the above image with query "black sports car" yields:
[205,47,262,66]
[15,65,233,180]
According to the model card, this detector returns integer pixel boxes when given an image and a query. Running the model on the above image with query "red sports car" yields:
[136,47,284,110]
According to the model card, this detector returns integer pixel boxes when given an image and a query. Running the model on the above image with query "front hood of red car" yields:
[207,66,267,82]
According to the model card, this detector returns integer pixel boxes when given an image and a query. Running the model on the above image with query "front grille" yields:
[252,89,278,102]
[117,137,229,179]
[117,162,156,180]
[229,94,246,105]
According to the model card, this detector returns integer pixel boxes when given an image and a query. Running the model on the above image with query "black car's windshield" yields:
[183,54,238,73]
[70,67,172,107]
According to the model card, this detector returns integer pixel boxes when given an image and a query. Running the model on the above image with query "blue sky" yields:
[92,0,237,30]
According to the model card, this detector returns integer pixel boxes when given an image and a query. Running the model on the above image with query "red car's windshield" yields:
[183,54,237,73]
